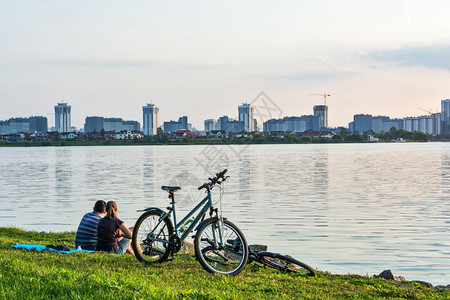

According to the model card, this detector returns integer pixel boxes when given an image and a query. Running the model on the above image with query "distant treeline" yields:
[1,127,443,147]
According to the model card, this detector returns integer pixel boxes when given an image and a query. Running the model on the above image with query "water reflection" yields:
[143,146,155,201]
[55,148,72,201]
[0,144,449,285]
[236,147,251,206]
[441,147,450,195]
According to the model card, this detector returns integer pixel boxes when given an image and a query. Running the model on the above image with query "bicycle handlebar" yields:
[198,169,228,190]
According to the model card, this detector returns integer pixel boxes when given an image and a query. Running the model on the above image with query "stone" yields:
[434,284,450,289]
[374,269,394,280]
[412,280,434,288]
[394,275,406,282]
[180,241,195,254]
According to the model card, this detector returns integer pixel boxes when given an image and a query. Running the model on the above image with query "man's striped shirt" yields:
[75,211,102,250]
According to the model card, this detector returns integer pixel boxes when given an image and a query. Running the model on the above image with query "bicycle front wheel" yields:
[132,209,173,264]
[258,251,316,276]
[194,218,248,276]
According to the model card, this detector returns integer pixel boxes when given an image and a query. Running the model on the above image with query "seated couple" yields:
[75,200,134,255]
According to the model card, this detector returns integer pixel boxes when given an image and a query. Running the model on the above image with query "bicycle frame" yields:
[147,187,224,247]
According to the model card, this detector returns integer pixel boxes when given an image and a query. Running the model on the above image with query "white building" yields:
[115,130,143,140]
[238,103,254,132]
[143,103,159,136]
[404,117,419,132]
[405,114,440,135]
[204,119,216,133]
[55,102,71,133]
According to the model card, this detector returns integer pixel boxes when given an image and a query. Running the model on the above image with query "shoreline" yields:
[0,139,436,148]
[1,227,448,291]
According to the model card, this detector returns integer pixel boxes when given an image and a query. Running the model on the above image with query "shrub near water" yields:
[0,227,448,299]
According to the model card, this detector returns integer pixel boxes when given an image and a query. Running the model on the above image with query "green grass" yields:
[1,227,448,299]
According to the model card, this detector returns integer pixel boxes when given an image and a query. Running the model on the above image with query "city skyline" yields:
[1,2,450,129]
[0,98,447,132]
[1,99,446,136]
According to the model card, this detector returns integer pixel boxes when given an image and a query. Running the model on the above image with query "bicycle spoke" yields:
[132,210,173,264]
[195,219,248,275]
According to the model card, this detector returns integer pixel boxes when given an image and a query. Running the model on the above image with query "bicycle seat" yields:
[161,186,181,192]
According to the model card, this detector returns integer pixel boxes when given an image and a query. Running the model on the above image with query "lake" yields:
[0,143,449,284]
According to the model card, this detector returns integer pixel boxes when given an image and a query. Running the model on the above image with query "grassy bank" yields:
[0,227,448,299]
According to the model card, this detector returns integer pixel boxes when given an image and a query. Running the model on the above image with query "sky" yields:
[1,0,450,129]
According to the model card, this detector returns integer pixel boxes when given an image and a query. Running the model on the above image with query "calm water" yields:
[1,143,449,284]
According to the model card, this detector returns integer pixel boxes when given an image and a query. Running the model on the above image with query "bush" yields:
[345,133,363,142]
[301,136,313,143]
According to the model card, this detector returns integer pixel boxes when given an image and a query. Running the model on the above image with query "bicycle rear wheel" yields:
[258,251,316,276]
[194,218,248,276]
[132,209,173,264]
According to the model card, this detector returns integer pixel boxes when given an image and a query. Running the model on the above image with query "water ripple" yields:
[0,144,449,284]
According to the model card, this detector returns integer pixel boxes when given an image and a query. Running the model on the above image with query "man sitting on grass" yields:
[75,200,106,250]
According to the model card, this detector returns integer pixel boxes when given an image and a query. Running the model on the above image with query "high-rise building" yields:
[263,115,319,133]
[84,117,104,133]
[215,116,244,133]
[353,114,372,133]
[0,121,8,135]
[84,117,140,133]
[163,116,189,133]
[348,122,354,133]
[352,114,404,133]
[404,117,419,132]
[122,120,140,132]
[103,118,125,132]
[179,116,188,130]
[238,103,254,132]
[0,116,48,134]
[441,99,450,135]
[216,116,228,131]
[432,113,441,135]
[371,116,391,133]
[29,116,48,133]
[204,119,216,132]
[405,114,440,135]
[143,103,159,136]
[313,105,328,129]
[54,102,71,132]
[418,116,433,134]
[388,118,405,131]
[263,119,285,132]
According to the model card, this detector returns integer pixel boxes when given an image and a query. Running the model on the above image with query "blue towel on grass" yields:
[11,243,94,254]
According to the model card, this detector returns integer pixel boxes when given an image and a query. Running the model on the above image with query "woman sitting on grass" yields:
[96,201,134,255]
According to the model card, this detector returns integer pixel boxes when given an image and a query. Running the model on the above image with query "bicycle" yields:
[131,169,249,276]
[246,244,316,276]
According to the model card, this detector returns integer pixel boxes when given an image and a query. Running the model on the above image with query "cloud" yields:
[364,44,450,70]
[38,58,157,68]
[0,57,239,72]
[256,70,357,81]
[0,57,159,68]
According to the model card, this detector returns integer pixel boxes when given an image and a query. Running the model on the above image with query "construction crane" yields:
[417,108,434,115]
[309,93,330,106]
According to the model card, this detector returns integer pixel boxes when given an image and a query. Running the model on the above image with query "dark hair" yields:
[93,200,106,213]
[106,201,118,219]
